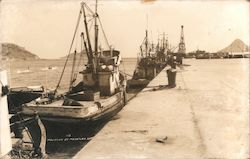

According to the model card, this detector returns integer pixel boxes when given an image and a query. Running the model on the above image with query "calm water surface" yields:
[3,58,137,91]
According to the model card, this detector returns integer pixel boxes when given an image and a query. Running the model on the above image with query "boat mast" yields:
[81,32,90,61]
[82,3,96,74]
[145,30,148,57]
[94,0,98,56]
[94,0,99,72]
[146,14,149,57]
[163,32,165,51]
[157,33,159,52]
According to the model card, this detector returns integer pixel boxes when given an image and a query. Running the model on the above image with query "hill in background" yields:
[218,39,249,53]
[61,50,87,60]
[1,43,39,60]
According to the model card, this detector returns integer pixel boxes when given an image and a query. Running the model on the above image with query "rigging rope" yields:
[74,47,85,85]
[69,51,77,91]
[54,10,82,94]
[83,2,111,51]
[85,2,110,50]
[77,33,84,70]
[119,70,133,77]
[89,19,94,33]
[98,17,110,50]
[84,3,95,15]
[75,26,79,50]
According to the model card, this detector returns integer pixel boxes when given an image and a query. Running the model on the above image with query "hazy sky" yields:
[0,0,249,59]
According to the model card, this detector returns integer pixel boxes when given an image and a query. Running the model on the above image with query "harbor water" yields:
[2,58,137,91]
[3,58,248,91]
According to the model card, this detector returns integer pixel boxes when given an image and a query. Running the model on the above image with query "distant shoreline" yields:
[1,57,138,61]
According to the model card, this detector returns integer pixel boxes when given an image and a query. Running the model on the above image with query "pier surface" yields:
[74,59,249,159]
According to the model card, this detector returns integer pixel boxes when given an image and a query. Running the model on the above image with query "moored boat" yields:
[22,0,127,141]
[127,31,168,89]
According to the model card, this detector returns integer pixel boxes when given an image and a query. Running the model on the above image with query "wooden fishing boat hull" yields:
[22,92,126,142]
[43,100,123,141]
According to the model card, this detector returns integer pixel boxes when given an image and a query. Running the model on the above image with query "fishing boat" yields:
[127,31,167,89]
[22,0,127,140]
[155,33,169,72]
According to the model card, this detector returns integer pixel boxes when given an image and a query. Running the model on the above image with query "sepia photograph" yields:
[0,0,249,158]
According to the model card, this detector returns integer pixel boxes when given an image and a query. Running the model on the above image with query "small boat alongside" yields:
[8,85,50,113]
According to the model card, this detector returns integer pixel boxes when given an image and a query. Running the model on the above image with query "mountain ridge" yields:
[1,43,39,60]
[218,39,249,53]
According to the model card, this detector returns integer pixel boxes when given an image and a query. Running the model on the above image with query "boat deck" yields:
[26,93,121,108]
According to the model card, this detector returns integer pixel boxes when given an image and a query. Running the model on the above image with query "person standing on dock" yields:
[166,55,178,88]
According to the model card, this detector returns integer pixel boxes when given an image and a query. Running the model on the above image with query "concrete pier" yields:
[74,59,249,159]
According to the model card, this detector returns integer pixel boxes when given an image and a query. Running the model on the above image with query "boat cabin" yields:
[80,49,122,96]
